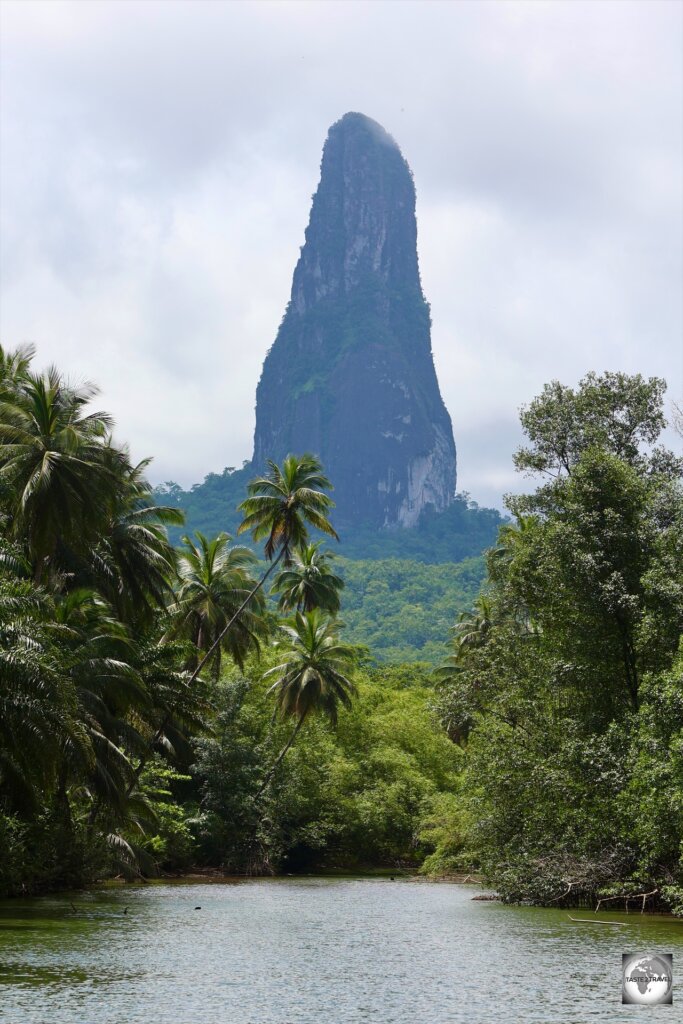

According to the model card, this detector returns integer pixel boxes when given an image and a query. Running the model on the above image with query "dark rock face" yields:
[252,112,457,528]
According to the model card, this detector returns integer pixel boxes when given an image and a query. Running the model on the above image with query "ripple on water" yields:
[1,880,682,1024]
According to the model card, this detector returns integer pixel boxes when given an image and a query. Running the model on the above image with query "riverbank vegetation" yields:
[1,348,681,915]
[434,373,683,913]
[0,344,460,895]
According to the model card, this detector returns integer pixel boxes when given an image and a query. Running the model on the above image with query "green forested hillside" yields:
[156,472,505,565]
[156,472,499,664]
[336,556,486,663]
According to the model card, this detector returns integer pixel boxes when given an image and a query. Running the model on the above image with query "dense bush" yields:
[435,373,683,912]
[191,659,461,873]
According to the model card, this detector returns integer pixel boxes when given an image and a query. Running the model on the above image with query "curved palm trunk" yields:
[126,550,285,800]
[125,713,169,798]
[186,549,284,689]
[213,646,222,682]
[254,715,306,801]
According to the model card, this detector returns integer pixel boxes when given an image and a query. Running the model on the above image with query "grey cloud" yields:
[1,0,681,512]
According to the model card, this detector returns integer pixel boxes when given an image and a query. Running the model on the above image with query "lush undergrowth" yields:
[189,660,461,874]
[0,659,461,892]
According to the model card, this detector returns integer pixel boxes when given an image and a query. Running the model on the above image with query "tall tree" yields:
[169,531,265,675]
[271,541,344,614]
[436,372,683,907]
[54,587,146,823]
[255,609,357,799]
[88,455,183,626]
[186,454,338,687]
[514,371,668,478]
[0,553,87,813]
[0,362,120,583]
[0,342,34,399]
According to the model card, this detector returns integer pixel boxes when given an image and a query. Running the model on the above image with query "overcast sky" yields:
[1,0,681,510]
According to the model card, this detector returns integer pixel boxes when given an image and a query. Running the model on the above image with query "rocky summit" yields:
[252,112,457,528]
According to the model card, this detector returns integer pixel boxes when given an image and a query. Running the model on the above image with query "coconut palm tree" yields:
[0,557,87,812]
[239,454,339,563]
[124,634,212,799]
[0,363,120,584]
[88,455,183,626]
[186,454,338,688]
[0,342,34,398]
[451,595,494,657]
[53,584,209,813]
[53,587,146,822]
[168,531,265,675]
[255,609,357,799]
[271,541,344,614]
[489,515,535,565]
[433,595,495,742]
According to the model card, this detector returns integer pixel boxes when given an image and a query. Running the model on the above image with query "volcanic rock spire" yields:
[252,112,457,528]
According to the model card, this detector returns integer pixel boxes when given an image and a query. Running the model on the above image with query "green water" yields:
[1,879,682,1023]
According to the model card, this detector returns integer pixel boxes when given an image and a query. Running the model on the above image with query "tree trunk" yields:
[254,716,306,801]
[125,714,169,798]
[615,613,639,710]
[126,550,285,799]
[186,549,284,689]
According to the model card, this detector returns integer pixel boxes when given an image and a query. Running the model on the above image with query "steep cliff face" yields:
[252,112,457,528]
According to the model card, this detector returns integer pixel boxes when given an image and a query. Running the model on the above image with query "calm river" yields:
[1,878,682,1023]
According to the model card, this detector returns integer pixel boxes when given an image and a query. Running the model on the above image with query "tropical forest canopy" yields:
[156,464,503,665]
[0,344,682,917]
[156,471,505,564]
